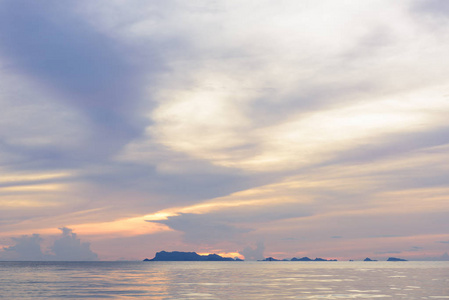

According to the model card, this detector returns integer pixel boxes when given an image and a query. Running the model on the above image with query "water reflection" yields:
[0,261,448,299]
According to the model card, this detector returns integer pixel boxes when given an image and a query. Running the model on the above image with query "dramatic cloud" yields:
[0,0,449,260]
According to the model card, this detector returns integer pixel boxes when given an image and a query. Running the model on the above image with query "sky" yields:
[1,0,449,261]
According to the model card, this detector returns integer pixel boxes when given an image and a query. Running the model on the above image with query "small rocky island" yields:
[292,256,337,261]
[364,257,378,261]
[143,251,243,261]
[387,257,408,261]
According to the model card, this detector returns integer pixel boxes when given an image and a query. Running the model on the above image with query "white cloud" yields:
[115,0,449,174]
[51,227,98,261]
[0,228,98,261]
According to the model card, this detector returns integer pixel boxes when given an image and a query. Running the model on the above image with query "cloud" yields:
[407,246,424,252]
[144,9,449,172]
[51,227,98,261]
[413,0,449,18]
[151,213,251,245]
[374,250,402,255]
[0,0,449,261]
[239,241,265,261]
[0,0,266,227]
[414,252,449,261]
[0,228,98,261]
[0,0,168,166]
[1,234,45,261]
[436,240,449,244]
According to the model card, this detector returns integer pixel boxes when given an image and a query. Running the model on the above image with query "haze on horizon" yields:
[1,0,449,261]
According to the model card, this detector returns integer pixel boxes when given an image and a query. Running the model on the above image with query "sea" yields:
[0,261,448,299]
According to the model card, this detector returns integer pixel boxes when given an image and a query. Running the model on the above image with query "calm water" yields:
[0,261,448,299]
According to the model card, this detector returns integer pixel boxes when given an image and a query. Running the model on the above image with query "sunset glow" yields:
[1,0,449,261]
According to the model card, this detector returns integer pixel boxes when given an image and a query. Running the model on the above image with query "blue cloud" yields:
[374,250,402,254]
[151,213,252,244]
[413,0,449,18]
[0,228,97,261]
[0,0,165,161]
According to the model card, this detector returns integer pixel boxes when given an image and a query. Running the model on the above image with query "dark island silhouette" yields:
[258,256,407,261]
[259,256,408,261]
[143,251,408,262]
[292,256,337,261]
[143,251,242,261]
[259,256,337,261]
[364,257,378,261]
[387,257,407,261]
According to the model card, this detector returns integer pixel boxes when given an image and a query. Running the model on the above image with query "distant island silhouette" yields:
[364,257,378,261]
[143,251,243,261]
[259,256,337,261]
[387,257,407,261]
[143,251,409,262]
[258,256,408,262]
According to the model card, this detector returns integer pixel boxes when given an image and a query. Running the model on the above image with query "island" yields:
[143,251,242,261]
[291,256,312,261]
[260,256,337,261]
[387,257,407,261]
[259,257,279,261]
[364,257,378,261]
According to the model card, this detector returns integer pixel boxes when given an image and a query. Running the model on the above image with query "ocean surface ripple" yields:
[0,261,448,299]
